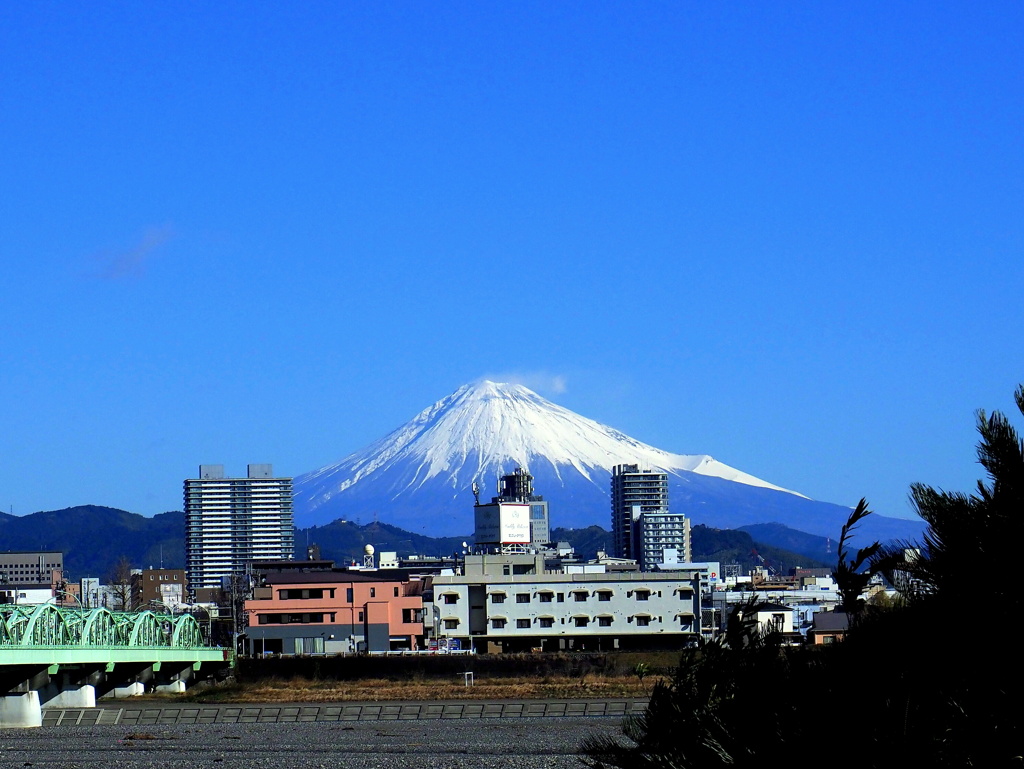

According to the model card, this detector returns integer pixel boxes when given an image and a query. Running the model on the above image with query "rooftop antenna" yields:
[472,481,480,505]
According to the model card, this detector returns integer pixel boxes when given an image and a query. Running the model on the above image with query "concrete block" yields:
[41,684,97,709]
[0,692,43,728]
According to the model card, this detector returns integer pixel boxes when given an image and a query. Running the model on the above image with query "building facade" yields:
[0,551,63,585]
[636,511,692,570]
[425,552,702,653]
[130,569,187,610]
[185,464,294,598]
[610,464,668,559]
[243,569,425,655]
[474,468,550,546]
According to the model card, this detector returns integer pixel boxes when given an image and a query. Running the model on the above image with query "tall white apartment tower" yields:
[610,463,668,559]
[184,464,294,597]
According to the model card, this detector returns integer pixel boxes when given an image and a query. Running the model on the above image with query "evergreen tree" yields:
[584,385,1024,769]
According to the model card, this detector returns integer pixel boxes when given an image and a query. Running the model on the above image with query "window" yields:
[502,565,511,576]
[358,611,364,622]
[280,589,326,600]
[557,593,565,603]
[574,617,589,627]
[597,591,612,602]
[402,608,423,623]
[370,588,376,598]
[635,591,650,601]
[444,594,458,604]
[491,618,506,629]
[516,619,530,629]
[444,619,459,630]
[573,592,588,602]
[491,594,505,604]
[393,586,399,596]
[598,616,612,627]
[346,588,353,602]
[538,593,553,603]
[539,617,554,628]
[516,593,530,604]
[636,616,650,627]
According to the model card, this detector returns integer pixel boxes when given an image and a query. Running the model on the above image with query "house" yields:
[752,602,795,634]
[806,610,849,645]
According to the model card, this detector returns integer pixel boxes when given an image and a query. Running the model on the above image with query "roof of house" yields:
[811,611,850,632]
[757,602,793,612]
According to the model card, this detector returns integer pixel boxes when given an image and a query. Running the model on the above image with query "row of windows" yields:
[257,612,338,625]
[274,586,402,601]
[482,589,671,604]
[278,588,335,600]
[255,608,424,626]
[440,614,674,631]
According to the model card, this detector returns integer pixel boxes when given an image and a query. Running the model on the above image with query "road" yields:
[0,717,630,768]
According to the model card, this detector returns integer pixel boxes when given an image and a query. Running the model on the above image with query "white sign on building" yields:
[474,503,531,545]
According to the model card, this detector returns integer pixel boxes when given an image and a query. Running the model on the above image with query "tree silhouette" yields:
[584,385,1024,769]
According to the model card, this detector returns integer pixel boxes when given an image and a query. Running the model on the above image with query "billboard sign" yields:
[474,502,531,544]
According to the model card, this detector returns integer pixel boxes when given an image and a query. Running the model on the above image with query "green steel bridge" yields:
[0,603,230,727]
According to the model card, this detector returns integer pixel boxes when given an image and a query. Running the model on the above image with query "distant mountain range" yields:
[0,506,830,580]
[0,505,185,578]
[294,380,925,546]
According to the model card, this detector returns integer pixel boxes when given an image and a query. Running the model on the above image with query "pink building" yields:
[243,570,424,655]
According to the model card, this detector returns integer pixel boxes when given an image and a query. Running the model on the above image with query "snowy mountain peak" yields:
[293,381,799,530]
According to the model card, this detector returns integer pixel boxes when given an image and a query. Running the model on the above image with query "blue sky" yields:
[2,3,1022,525]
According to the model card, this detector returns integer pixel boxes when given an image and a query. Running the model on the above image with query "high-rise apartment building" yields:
[636,511,692,571]
[184,464,294,598]
[610,464,668,559]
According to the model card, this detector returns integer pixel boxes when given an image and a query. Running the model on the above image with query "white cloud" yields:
[478,371,568,396]
[87,225,175,280]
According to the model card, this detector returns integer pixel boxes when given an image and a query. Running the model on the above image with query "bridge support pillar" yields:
[154,680,186,693]
[0,692,42,729]
[40,684,96,709]
[108,682,146,698]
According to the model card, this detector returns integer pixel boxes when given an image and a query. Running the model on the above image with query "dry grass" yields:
[164,674,663,704]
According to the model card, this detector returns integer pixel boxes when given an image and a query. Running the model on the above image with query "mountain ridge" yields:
[0,505,827,579]
[294,381,924,545]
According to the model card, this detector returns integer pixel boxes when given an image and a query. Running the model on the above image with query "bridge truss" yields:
[0,605,205,649]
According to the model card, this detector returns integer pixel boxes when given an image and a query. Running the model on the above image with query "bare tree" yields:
[107,556,134,611]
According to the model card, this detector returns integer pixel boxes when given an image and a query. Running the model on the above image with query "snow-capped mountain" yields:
[294,381,923,545]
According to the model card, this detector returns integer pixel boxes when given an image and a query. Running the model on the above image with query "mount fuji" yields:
[293,381,924,545]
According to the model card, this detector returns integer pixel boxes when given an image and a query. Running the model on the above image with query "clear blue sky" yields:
[2,3,1022,524]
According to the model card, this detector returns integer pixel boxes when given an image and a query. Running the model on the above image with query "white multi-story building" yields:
[636,511,692,570]
[184,464,294,598]
[610,464,668,559]
[426,551,703,652]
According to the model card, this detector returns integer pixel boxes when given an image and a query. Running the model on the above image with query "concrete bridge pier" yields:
[40,683,97,709]
[97,662,155,700]
[0,667,51,728]
[39,666,103,710]
[0,691,42,728]
[153,661,196,694]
